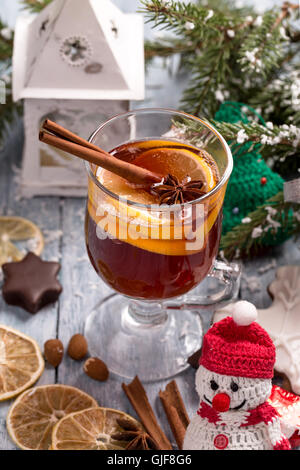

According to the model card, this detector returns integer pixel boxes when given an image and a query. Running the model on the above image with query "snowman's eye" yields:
[231,381,239,392]
[210,380,219,391]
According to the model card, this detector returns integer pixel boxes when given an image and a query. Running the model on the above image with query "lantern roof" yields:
[13,0,144,101]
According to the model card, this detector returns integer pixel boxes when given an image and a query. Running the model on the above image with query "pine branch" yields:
[220,191,300,259]
[0,93,22,153]
[142,1,251,116]
[238,11,285,77]
[212,119,300,161]
[144,37,197,61]
[21,0,53,13]
[182,45,230,116]
[172,116,300,167]
[143,1,299,119]
[291,31,300,42]
[0,61,23,152]
[140,0,225,36]
[272,1,299,30]
[196,0,254,17]
[0,19,14,61]
[249,67,300,127]
[0,0,298,258]
[212,120,300,147]
[0,20,22,152]
[238,3,299,77]
[143,2,296,117]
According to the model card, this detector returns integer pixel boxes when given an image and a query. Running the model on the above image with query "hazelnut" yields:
[44,339,64,367]
[67,334,88,360]
[84,357,109,382]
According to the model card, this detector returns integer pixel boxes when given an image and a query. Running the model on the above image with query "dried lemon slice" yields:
[7,384,98,450]
[0,325,44,401]
[52,407,141,450]
[0,216,44,267]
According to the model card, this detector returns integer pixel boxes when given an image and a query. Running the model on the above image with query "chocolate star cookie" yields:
[2,252,62,314]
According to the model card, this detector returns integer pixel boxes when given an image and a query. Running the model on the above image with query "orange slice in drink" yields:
[92,143,223,255]
[99,145,218,205]
[7,385,98,450]
[133,147,217,192]
[52,407,142,450]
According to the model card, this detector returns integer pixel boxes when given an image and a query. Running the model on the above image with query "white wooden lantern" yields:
[12,0,144,197]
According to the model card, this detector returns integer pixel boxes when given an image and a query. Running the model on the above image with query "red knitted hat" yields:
[200,301,275,379]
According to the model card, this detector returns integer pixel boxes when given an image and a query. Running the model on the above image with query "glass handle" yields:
[164,259,242,311]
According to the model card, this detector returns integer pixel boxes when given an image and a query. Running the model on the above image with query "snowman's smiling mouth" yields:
[204,395,247,411]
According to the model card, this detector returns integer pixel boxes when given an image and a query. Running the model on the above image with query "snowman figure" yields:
[183,301,291,450]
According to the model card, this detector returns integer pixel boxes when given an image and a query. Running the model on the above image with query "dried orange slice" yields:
[7,384,98,450]
[0,216,44,267]
[52,407,141,450]
[0,325,44,401]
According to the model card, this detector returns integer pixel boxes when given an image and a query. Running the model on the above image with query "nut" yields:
[44,339,64,367]
[83,357,109,382]
[67,334,88,360]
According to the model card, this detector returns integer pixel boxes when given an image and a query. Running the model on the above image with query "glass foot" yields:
[84,294,203,382]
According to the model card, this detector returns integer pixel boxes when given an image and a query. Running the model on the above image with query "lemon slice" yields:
[7,384,98,450]
[52,407,141,450]
[0,325,44,401]
[0,216,44,267]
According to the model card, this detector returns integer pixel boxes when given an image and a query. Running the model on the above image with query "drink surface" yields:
[98,139,219,205]
[85,139,224,300]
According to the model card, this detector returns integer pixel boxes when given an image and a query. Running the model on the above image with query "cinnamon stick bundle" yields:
[39,119,210,205]
[39,119,162,187]
[122,376,173,450]
[42,119,102,152]
[159,380,190,450]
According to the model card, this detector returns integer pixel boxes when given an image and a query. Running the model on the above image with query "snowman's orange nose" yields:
[212,393,230,412]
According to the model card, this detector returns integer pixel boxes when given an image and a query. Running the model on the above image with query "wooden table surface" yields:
[0,1,299,451]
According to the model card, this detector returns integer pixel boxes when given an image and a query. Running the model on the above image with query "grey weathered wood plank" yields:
[57,196,112,400]
[1,110,299,452]
[0,124,61,448]
[0,0,299,450]
[240,239,300,308]
[1,100,299,453]
[55,197,200,445]
[0,130,298,449]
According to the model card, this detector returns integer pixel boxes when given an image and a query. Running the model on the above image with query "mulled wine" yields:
[85,139,225,300]
[83,109,233,382]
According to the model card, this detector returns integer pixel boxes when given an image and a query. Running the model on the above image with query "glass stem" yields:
[127,300,168,328]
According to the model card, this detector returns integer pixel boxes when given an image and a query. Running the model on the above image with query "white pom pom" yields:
[232,301,258,326]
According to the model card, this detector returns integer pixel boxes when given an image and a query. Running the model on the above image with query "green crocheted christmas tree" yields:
[215,102,290,247]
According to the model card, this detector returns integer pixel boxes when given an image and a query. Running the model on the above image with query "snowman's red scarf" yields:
[197,401,279,426]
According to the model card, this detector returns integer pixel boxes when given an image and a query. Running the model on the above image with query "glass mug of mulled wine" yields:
[84,108,235,381]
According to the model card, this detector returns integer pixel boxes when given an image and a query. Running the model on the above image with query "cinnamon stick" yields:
[159,380,190,450]
[122,376,173,450]
[39,123,162,187]
[164,406,187,450]
[42,119,102,153]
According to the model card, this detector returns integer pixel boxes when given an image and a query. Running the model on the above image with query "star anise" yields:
[152,174,206,205]
[111,417,159,450]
